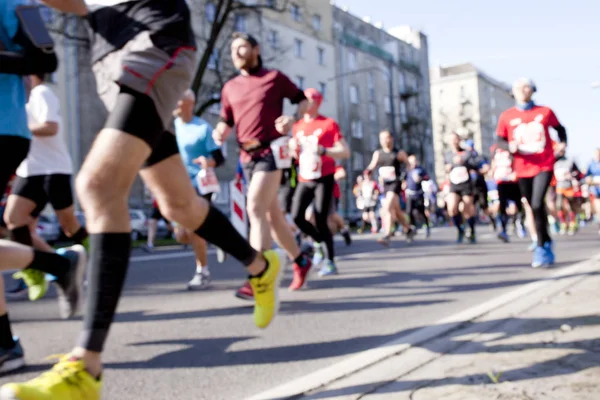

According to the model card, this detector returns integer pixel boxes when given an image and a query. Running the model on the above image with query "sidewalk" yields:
[300,254,600,400]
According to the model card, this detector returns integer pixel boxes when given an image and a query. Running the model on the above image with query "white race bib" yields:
[299,150,322,180]
[488,190,499,202]
[196,168,221,195]
[513,121,546,155]
[593,176,600,185]
[378,166,396,182]
[270,136,292,170]
[494,166,514,182]
[554,167,571,182]
[356,196,365,210]
[449,166,469,185]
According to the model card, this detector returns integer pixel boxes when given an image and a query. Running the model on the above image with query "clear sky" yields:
[339,0,600,167]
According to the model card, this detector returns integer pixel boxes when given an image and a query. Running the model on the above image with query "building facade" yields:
[332,6,434,216]
[430,63,514,182]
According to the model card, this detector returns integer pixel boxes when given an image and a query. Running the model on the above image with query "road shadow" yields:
[298,313,600,399]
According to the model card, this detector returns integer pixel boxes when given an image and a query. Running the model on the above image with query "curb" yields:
[247,253,600,400]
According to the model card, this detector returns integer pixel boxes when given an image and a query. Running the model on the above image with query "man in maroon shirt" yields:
[214,33,312,299]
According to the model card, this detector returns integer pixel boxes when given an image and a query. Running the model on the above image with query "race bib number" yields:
[270,136,292,169]
[299,150,322,180]
[513,121,546,155]
[449,166,470,185]
[378,166,396,182]
[196,168,221,195]
[554,167,571,182]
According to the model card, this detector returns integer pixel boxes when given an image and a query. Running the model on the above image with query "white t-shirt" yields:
[16,85,73,177]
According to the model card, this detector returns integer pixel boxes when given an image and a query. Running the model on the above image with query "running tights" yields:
[518,171,553,246]
[291,175,335,261]
[406,196,429,228]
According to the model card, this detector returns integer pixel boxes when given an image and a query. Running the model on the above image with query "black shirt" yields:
[86,0,196,63]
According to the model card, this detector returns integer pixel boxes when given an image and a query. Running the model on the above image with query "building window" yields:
[267,29,278,49]
[368,103,376,121]
[400,100,408,122]
[209,92,221,115]
[318,82,327,98]
[312,14,321,31]
[296,75,305,89]
[234,14,247,32]
[349,85,359,104]
[460,85,465,98]
[384,96,392,114]
[205,2,216,23]
[294,39,303,58]
[347,51,357,70]
[317,47,325,65]
[351,121,363,139]
[398,72,406,92]
[208,49,219,70]
[491,114,498,126]
[490,96,496,109]
[352,151,364,171]
[265,0,275,7]
[291,3,301,21]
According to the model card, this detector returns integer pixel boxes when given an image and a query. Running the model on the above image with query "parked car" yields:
[36,214,61,243]
[129,209,148,241]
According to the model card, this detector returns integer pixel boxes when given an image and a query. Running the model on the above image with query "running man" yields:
[585,148,600,234]
[496,78,567,268]
[173,89,226,290]
[463,140,494,231]
[490,144,524,242]
[405,154,431,238]
[357,171,379,233]
[0,0,86,375]
[444,132,482,243]
[5,73,88,300]
[365,130,415,246]
[214,32,312,294]
[290,88,350,280]
[554,151,584,236]
[1,2,283,398]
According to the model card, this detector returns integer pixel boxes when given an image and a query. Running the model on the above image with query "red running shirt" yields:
[496,105,560,178]
[292,115,343,182]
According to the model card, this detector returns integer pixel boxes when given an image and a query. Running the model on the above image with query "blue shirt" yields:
[406,167,429,196]
[586,160,600,178]
[174,117,219,187]
[0,0,30,139]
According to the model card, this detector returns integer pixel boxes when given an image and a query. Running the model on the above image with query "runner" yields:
[444,132,483,243]
[328,165,352,245]
[278,161,301,246]
[405,154,431,238]
[142,198,172,252]
[1,3,284,398]
[490,145,523,242]
[463,140,494,230]
[553,151,584,236]
[0,1,85,375]
[496,78,567,268]
[290,88,349,279]
[585,148,600,234]
[4,74,88,300]
[215,32,312,294]
[365,130,415,246]
[173,89,226,290]
[357,170,379,234]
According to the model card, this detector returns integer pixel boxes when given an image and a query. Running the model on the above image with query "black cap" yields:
[232,32,260,47]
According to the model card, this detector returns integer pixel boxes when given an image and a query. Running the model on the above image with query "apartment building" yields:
[430,63,514,182]
[332,5,434,214]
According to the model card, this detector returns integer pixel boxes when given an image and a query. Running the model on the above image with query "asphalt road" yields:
[0,226,598,400]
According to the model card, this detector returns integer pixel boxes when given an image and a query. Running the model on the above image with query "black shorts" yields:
[278,166,297,214]
[363,205,376,213]
[0,206,6,228]
[242,153,278,183]
[498,182,521,204]
[474,183,489,210]
[12,174,74,218]
[383,181,402,194]
[450,182,474,197]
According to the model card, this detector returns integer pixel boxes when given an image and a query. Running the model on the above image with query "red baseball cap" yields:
[304,88,323,105]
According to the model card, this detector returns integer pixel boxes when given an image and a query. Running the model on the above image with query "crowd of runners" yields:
[0,0,599,399]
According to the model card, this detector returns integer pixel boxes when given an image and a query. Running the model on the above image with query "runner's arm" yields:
[365,151,380,173]
[396,150,408,162]
[29,121,58,137]
[334,167,347,181]
[41,0,88,15]
[322,138,349,160]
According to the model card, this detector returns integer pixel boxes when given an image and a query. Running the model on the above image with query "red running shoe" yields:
[288,257,313,291]
[235,281,254,300]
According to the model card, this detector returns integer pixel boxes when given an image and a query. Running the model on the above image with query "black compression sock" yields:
[0,314,15,349]
[26,250,71,285]
[468,217,476,233]
[452,215,463,230]
[78,233,131,353]
[11,226,32,246]
[70,227,88,245]
[195,205,257,267]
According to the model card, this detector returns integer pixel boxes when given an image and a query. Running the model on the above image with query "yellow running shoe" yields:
[0,355,102,400]
[12,269,47,302]
[249,249,283,329]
